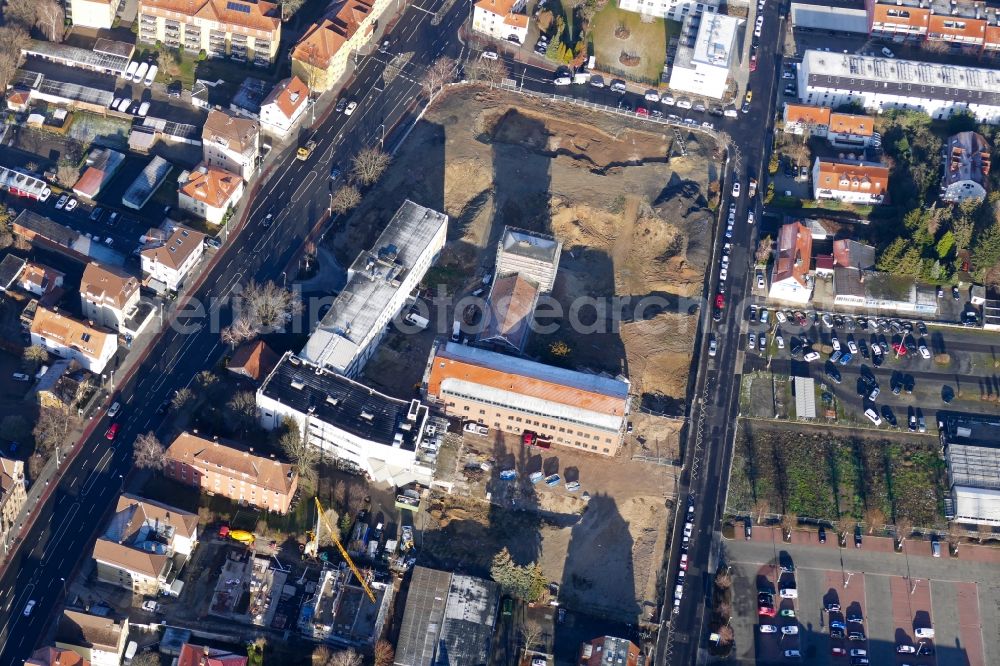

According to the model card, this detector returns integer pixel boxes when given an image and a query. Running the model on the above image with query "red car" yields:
[892,343,907,355]
[831,646,846,656]
[105,423,120,441]
[636,106,649,117]
[715,294,725,310]
[750,54,758,71]
[759,605,776,617]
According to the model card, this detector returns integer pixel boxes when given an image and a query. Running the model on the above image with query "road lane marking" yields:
[41,502,79,565]
[291,171,317,203]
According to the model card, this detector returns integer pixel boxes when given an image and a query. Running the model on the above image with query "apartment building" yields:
[784,104,877,148]
[92,494,198,596]
[140,225,206,292]
[797,49,1000,124]
[301,200,447,377]
[80,262,139,332]
[669,12,739,100]
[769,222,814,304]
[138,0,281,66]
[0,458,27,556]
[579,636,642,666]
[865,0,1000,51]
[423,341,631,456]
[494,226,562,293]
[259,76,309,137]
[618,0,718,22]
[178,163,245,224]
[472,0,529,44]
[164,431,299,514]
[55,610,129,666]
[29,307,117,373]
[202,109,261,181]
[69,0,120,29]
[941,131,991,202]
[292,0,391,94]
[812,158,889,204]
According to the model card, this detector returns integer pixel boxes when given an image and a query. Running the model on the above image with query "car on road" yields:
[754,15,764,36]
[848,630,865,641]
[553,75,572,86]
[830,619,846,630]
[142,600,161,612]
[745,517,752,540]
[803,350,820,362]
[344,101,358,115]
[732,181,741,197]
[831,627,845,638]
[779,587,798,599]
[335,99,346,113]
[481,50,498,60]
[635,106,649,117]
[832,647,847,656]
[589,75,605,88]
[850,648,867,657]
[107,401,121,418]
[708,336,718,357]
[23,600,35,616]
[55,194,68,209]
[784,650,800,658]
[105,423,120,440]
[680,553,688,570]
[915,627,935,638]
[760,624,778,633]
[881,46,895,57]
[818,525,826,543]
[780,608,796,618]
[90,207,104,221]
[12,372,30,382]
[854,526,863,548]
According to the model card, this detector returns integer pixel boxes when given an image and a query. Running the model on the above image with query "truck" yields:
[463,422,488,436]
[133,62,149,84]
[521,430,552,449]
[296,139,317,161]
[403,312,429,329]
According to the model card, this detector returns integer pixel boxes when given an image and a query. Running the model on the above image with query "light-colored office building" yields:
[669,12,738,100]
[618,0,717,22]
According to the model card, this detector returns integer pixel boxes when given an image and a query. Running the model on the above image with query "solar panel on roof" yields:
[227,1,251,12]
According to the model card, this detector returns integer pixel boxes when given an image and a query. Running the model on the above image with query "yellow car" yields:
[745,90,753,104]
[296,140,316,161]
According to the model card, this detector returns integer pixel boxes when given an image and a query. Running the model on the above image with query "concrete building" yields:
[423,341,630,456]
[80,262,140,332]
[29,307,117,374]
[940,414,1000,525]
[72,148,124,200]
[202,110,261,181]
[941,131,991,203]
[618,0,718,22]
[138,0,281,66]
[259,76,309,137]
[292,0,391,94]
[55,610,129,666]
[257,353,434,486]
[140,225,206,292]
[831,239,937,313]
[67,0,121,29]
[769,222,813,304]
[92,494,198,596]
[0,254,26,292]
[494,226,562,293]
[164,431,299,514]
[301,200,447,377]
[477,273,539,353]
[812,158,888,204]
[790,0,868,33]
[394,566,499,666]
[303,565,393,647]
[178,163,245,224]
[797,49,1000,124]
[579,636,641,666]
[0,458,27,558]
[472,0,529,45]
[668,12,738,100]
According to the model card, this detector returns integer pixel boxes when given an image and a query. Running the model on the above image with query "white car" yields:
[757,274,765,290]
[683,522,693,537]
[780,588,798,599]
[481,51,499,60]
[780,625,798,635]
[804,351,820,362]
[23,600,35,616]
[754,15,764,37]
[881,47,895,58]
[864,408,882,426]
[553,76,572,86]
[850,649,868,657]
[55,194,68,209]
[919,344,930,359]
[776,334,784,349]
[721,255,730,268]
[645,89,661,102]
[676,99,692,109]
[720,267,728,281]
[732,182,741,197]
[344,101,358,115]
[680,553,689,569]
[848,339,859,354]
[831,337,841,352]
[708,337,718,357]
[141,600,160,612]
[760,625,778,634]
[784,650,801,658]
[747,211,755,225]
[661,95,675,106]
[915,627,934,638]
[775,310,787,324]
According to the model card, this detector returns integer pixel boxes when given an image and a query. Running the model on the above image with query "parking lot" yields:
[724,528,1000,665]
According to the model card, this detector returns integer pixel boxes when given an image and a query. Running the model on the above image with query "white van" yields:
[124,61,139,80]
[117,98,132,112]
[915,627,935,638]
[144,64,158,85]
[133,62,149,83]
[137,101,150,117]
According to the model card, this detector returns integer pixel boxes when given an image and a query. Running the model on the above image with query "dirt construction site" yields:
[326,86,721,623]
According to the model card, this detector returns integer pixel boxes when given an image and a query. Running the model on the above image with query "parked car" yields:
[760,624,778,633]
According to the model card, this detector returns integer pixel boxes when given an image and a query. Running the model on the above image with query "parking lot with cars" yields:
[725,529,999,665]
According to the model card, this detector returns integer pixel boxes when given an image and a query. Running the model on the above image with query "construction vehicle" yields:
[218,525,255,546]
[305,497,376,603]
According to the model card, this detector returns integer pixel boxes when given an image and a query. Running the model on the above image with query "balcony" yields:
[164,19,180,29]
[140,13,156,24]
[165,38,180,47]
[231,33,248,43]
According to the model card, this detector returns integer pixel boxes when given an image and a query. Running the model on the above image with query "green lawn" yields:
[591,0,668,85]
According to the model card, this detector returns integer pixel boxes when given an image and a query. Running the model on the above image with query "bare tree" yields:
[836,517,854,541]
[977,522,993,543]
[327,648,362,666]
[133,432,165,470]
[351,147,391,186]
[130,654,160,666]
[373,640,394,666]
[33,406,78,456]
[716,600,733,621]
[227,391,259,434]
[3,0,36,31]
[35,0,65,41]
[864,507,886,535]
[423,56,455,100]
[22,344,49,367]
[238,281,303,332]
[333,479,347,509]
[171,387,194,410]
[714,569,733,590]
[752,498,770,524]
[894,516,913,546]
[717,624,735,646]
[330,184,361,215]
[519,620,543,659]
[279,418,318,485]
[221,316,257,349]
[755,235,772,266]
[781,512,798,539]
[470,57,509,85]
[312,646,332,666]
[196,370,219,392]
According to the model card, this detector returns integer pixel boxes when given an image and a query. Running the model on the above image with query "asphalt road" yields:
[0,0,470,657]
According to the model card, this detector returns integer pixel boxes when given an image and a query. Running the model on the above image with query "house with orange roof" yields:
[137,0,281,65]
[72,148,124,200]
[291,0,390,93]
[782,103,831,135]
[26,647,90,666]
[178,163,245,225]
[177,643,247,666]
[17,261,65,300]
[811,158,888,205]
[473,0,530,44]
[769,222,813,304]
[424,340,630,456]
[827,112,875,148]
[29,307,118,373]
[140,224,206,292]
[80,261,140,332]
[260,76,310,137]
[228,339,279,381]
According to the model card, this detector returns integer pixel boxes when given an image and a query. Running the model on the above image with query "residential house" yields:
[769,222,813,304]
[865,0,1000,53]
[177,643,248,666]
[0,458,27,559]
[29,307,117,374]
[227,340,279,381]
[178,163,245,225]
[202,110,260,181]
[291,0,390,94]
[35,360,92,410]
[140,225,206,292]
[0,254,26,291]
[80,262,139,332]
[72,148,124,200]
[477,273,539,353]
[26,647,90,666]
[137,0,281,66]
[811,158,888,204]
[783,103,831,135]
[164,431,299,514]
[494,226,562,293]
[55,610,129,666]
[783,104,876,147]
[941,131,991,203]
[472,0,529,44]
[423,340,630,456]
[18,261,65,301]
[259,76,310,137]
[92,494,198,596]
[579,636,641,666]
[69,0,121,29]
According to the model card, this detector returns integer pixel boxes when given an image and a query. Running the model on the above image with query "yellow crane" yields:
[310,496,376,604]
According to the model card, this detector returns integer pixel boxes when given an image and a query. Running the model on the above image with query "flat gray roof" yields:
[499,226,561,264]
[23,39,129,77]
[947,443,1000,491]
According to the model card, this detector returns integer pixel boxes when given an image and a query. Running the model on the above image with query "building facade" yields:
[138,0,280,66]
[423,341,630,456]
[55,610,129,666]
[202,110,261,181]
[140,225,206,292]
[865,0,1000,51]
[164,431,299,514]
[812,158,888,204]
[494,226,562,293]
[668,12,738,100]
[618,0,717,22]
[259,76,309,137]
[69,0,120,29]
[80,262,140,331]
[29,307,117,373]
[0,458,27,557]
[178,163,245,224]
[472,0,529,44]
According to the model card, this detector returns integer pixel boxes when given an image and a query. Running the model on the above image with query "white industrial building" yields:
[797,49,1000,124]
[257,352,435,486]
[789,0,867,33]
[300,200,447,377]
[941,415,1000,525]
[669,12,738,100]
[618,0,717,22]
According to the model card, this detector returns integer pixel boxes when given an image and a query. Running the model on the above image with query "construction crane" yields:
[307,496,376,604]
